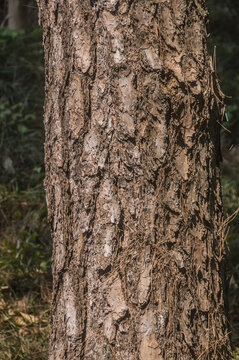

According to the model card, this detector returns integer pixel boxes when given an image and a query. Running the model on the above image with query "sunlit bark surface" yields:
[38,0,232,359]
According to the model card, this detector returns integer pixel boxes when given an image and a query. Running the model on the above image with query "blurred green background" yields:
[0,0,238,358]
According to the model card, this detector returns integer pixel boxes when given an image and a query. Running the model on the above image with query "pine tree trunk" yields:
[38,0,232,359]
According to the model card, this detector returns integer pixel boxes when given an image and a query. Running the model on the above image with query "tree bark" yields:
[38,0,232,359]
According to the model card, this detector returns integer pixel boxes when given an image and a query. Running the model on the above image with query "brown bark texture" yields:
[38,0,232,359]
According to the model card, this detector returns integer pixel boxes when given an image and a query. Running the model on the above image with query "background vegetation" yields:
[0,25,51,359]
[0,0,238,358]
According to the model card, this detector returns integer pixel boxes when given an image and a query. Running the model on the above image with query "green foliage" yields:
[233,348,239,360]
[0,183,51,287]
[0,27,44,107]
[0,100,44,186]
[0,231,50,290]
[0,230,50,359]
[0,27,44,188]
[0,183,51,360]
[0,27,50,359]
[0,284,49,360]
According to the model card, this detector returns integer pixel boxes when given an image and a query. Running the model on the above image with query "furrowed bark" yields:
[38,0,232,359]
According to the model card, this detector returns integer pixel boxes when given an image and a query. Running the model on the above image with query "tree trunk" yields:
[38,0,232,359]
[8,0,24,29]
